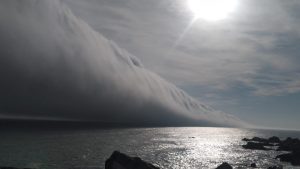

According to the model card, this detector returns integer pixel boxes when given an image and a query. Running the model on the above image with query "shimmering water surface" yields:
[0,127,300,169]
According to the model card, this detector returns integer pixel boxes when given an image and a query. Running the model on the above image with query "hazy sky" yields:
[64,0,300,129]
[1,0,300,129]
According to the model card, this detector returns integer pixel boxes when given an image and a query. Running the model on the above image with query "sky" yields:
[0,0,246,128]
[63,0,300,130]
[0,0,299,129]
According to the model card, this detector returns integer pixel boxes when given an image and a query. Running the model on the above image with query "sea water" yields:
[0,127,300,169]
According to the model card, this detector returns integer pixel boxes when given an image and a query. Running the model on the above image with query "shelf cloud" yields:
[0,0,247,127]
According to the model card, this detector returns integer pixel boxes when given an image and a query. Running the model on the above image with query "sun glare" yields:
[188,0,238,21]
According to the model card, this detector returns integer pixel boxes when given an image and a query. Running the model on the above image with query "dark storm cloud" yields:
[0,0,246,127]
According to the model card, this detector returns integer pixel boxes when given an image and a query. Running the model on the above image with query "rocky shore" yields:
[0,136,299,169]
[242,136,300,166]
[104,151,284,169]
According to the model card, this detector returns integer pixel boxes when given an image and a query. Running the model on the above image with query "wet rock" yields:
[250,163,256,168]
[268,136,281,143]
[242,142,270,150]
[277,137,300,152]
[242,138,251,142]
[251,137,268,143]
[242,136,300,166]
[276,151,300,166]
[242,137,272,144]
[215,162,232,169]
[105,151,160,169]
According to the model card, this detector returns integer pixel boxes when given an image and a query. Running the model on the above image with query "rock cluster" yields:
[276,151,300,166]
[242,136,300,166]
[242,142,271,150]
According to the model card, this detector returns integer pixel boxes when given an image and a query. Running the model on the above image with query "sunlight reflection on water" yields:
[0,127,300,169]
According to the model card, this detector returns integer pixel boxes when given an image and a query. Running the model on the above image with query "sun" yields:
[188,0,238,21]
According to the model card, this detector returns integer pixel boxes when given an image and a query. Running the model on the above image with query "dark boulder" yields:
[277,137,300,152]
[105,151,160,169]
[215,162,232,169]
[250,163,256,168]
[276,151,300,166]
[268,136,281,143]
[242,142,270,150]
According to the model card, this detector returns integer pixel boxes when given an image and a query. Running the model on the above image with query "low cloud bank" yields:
[0,0,247,127]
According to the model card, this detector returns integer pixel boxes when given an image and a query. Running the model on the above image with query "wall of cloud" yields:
[0,0,247,127]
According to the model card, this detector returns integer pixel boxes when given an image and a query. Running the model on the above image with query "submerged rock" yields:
[267,166,283,169]
[215,162,232,169]
[251,137,268,143]
[243,136,280,144]
[105,151,160,169]
[242,142,270,150]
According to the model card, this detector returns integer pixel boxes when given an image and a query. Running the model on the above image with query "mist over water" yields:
[0,0,246,127]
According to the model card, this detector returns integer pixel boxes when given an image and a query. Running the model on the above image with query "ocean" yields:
[0,127,300,169]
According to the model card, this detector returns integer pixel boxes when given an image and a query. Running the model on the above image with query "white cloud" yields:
[0,0,247,127]
[65,0,300,97]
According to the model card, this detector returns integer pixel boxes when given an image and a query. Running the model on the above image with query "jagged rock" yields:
[242,138,251,142]
[242,142,270,150]
[251,137,268,143]
[250,163,256,168]
[277,137,300,152]
[105,151,160,169]
[242,137,273,144]
[215,162,232,169]
[276,151,300,166]
[268,136,281,143]
[242,136,300,166]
